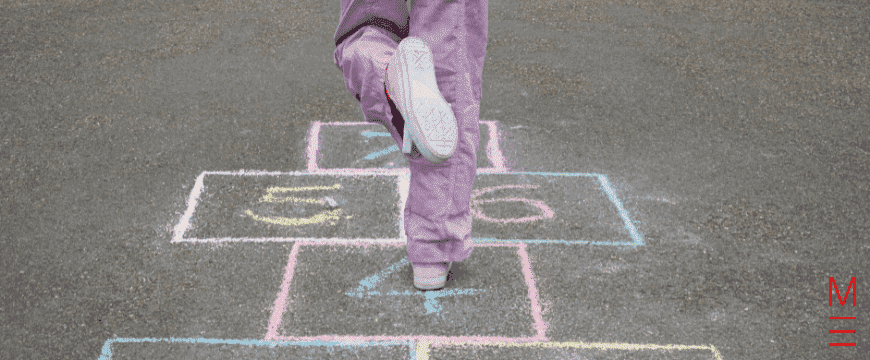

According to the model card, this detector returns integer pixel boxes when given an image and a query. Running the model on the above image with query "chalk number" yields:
[245,183,352,226]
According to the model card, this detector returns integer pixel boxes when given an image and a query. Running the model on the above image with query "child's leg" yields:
[404,0,488,264]
[333,0,412,152]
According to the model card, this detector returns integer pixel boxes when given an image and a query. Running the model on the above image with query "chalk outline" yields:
[96,338,722,360]
[95,337,414,360]
[171,170,643,247]
[265,241,548,345]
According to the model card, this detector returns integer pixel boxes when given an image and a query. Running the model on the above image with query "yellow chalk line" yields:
[245,209,345,226]
[415,340,432,360]
[259,184,342,203]
[267,184,342,193]
[415,340,723,360]
[261,196,328,205]
[245,183,348,226]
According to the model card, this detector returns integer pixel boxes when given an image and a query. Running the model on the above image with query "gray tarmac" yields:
[1,0,868,359]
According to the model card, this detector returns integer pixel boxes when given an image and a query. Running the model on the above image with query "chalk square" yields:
[274,243,541,339]
[310,121,500,171]
[471,173,636,245]
[181,173,400,241]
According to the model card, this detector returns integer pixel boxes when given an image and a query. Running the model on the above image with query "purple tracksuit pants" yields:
[333,0,488,265]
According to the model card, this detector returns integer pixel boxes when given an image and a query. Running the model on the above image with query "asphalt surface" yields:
[1,0,868,359]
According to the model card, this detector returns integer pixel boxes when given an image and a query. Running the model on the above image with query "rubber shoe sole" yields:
[386,37,458,164]
[413,262,452,290]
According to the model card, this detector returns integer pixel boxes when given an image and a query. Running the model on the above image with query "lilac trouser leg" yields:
[334,0,488,264]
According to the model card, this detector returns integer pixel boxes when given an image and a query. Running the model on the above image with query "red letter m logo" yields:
[829,277,857,306]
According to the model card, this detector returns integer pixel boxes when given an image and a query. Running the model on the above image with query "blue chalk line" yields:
[98,337,414,360]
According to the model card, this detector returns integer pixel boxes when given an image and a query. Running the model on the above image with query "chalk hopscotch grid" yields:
[98,122,727,359]
[171,170,643,247]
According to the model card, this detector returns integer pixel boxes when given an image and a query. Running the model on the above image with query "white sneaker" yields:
[413,262,451,290]
[386,37,458,164]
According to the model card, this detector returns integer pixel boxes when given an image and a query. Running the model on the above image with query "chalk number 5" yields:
[245,183,352,226]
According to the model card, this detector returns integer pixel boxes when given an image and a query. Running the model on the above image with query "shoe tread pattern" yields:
[409,47,430,71]
[401,38,457,159]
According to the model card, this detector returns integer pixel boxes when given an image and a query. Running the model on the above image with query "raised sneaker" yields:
[385,37,458,164]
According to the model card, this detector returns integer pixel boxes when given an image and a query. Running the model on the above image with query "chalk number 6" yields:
[470,184,554,224]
